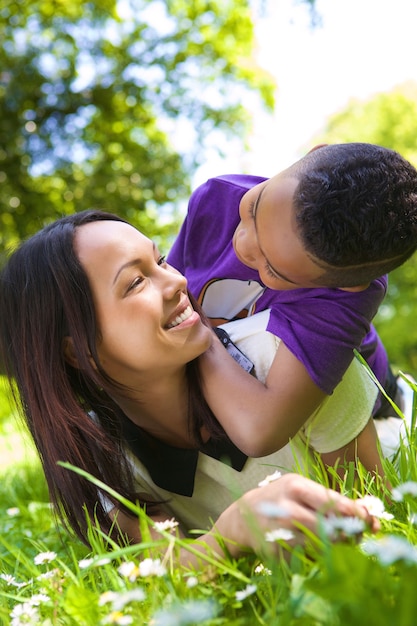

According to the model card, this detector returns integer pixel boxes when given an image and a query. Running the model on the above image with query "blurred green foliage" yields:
[314,82,417,373]
[0,376,13,422]
[0,0,275,251]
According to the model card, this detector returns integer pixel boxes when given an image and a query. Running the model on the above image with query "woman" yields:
[0,210,379,564]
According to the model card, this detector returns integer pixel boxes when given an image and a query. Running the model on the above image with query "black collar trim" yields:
[121,415,248,497]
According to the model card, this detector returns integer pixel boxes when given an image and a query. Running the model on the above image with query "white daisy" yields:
[358,495,394,520]
[265,528,295,542]
[138,558,166,578]
[6,507,20,517]
[362,535,417,565]
[392,481,417,502]
[235,583,257,601]
[153,518,179,533]
[34,551,57,565]
[258,471,282,487]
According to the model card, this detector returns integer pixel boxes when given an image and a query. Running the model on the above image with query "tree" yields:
[312,82,417,165]
[314,83,417,372]
[0,0,275,251]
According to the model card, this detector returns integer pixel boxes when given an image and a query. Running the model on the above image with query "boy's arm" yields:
[199,333,326,457]
[320,418,385,479]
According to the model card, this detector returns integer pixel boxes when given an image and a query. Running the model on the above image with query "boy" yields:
[167,143,417,457]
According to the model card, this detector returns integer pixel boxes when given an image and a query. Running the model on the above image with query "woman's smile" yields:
[166,304,195,329]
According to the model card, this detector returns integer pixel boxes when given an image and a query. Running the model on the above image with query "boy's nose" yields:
[238,228,260,265]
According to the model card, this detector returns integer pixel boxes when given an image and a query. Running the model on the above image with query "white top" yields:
[124,311,378,534]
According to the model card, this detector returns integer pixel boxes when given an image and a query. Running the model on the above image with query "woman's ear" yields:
[62,336,80,369]
[63,336,97,371]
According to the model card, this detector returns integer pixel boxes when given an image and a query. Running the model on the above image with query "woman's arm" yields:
[111,474,379,568]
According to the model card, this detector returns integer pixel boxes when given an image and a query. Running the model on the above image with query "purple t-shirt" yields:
[168,174,388,402]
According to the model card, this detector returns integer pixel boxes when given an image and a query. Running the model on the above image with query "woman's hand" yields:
[213,473,380,558]
[112,474,380,569]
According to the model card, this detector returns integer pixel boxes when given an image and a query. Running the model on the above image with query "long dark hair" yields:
[0,210,219,544]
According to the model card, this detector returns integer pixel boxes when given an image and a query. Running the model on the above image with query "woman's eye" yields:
[157,255,167,266]
[127,277,144,293]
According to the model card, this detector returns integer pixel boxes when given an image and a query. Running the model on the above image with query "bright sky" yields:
[194,0,417,185]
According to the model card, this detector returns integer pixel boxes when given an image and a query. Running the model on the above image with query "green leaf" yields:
[63,583,100,625]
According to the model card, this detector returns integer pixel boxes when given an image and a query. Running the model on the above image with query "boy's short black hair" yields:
[293,143,417,287]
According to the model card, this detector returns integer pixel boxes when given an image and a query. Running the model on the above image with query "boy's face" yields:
[233,174,327,290]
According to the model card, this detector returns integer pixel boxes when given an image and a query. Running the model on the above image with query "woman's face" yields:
[74,220,212,384]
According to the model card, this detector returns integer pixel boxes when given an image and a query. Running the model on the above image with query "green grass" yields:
[2,376,417,625]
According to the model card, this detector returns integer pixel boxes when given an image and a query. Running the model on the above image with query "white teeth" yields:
[167,305,193,328]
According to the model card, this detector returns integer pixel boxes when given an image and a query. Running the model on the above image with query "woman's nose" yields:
[160,265,187,296]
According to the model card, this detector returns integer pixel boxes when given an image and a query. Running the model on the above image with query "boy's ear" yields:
[339,283,370,293]
[307,143,328,154]
[62,336,80,369]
